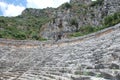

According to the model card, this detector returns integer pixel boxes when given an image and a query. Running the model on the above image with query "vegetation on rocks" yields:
[70,25,102,37]
[61,2,72,9]
[0,14,50,40]
[90,0,104,7]
[70,11,120,38]
[0,0,120,40]
[70,18,78,30]
[104,12,120,27]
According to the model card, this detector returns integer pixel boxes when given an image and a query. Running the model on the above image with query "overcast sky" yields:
[0,0,70,16]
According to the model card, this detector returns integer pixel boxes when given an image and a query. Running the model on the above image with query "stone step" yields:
[0,50,33,72]
[18,73,57,80]
[0,72,21,80]
[17,67,73,80]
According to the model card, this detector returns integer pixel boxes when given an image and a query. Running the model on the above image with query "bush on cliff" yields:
[104,12,120,27]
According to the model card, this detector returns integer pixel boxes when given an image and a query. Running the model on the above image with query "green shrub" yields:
[104,12,120,27]
[62,2,72,9]
[74,71,82,75]
[90,0,103,7]
[69,25,94,37]
[39,38,47,41]
[70,32,84,37]
[13,32,26,40]
[80,26,94,34]
[70,18,78,26]
[69,25,106,38]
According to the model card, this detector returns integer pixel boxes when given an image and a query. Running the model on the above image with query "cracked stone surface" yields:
[0,24,120,80]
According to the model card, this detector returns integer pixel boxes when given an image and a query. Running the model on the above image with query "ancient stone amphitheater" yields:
[0,23,120,80]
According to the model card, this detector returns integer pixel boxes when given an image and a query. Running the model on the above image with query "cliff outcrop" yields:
[0,0,120,40]
[39,0,120,39]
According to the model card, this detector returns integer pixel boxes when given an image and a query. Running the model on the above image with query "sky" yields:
[0,0,70,16]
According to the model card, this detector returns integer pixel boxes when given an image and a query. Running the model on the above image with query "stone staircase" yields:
[0,24,120,80]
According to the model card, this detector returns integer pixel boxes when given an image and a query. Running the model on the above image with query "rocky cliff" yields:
[38,0,120,39]
[0,0,120,40]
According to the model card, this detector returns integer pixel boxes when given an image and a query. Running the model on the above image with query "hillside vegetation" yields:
[0,0,120,40]
[70,12,120,37]
[0,14,50,40]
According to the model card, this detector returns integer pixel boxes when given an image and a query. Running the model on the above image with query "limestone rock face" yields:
[39,0,120,39]
[70,0,92,5]
[21,8,55,18]
[103,0,120,15]
[20,0,120,40]
[40,9,77,39]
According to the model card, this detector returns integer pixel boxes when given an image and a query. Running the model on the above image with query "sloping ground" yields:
[0,23,120,80]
